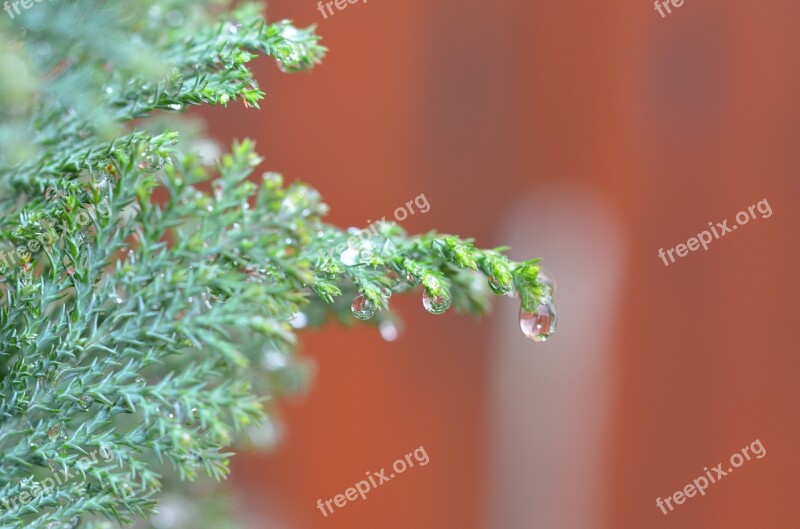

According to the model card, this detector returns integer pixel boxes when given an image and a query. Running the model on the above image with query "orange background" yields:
[202,0,800,527]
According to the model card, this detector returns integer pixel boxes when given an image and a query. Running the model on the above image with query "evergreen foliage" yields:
[0,2,552,527]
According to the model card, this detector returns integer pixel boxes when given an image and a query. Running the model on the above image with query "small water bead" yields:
[488,275,512,295]
[519,298,558,342]
[276,50,303,73]
[201,292,213,310]
[380,287,393,299]
[406,274,419,287]
[47,424,66,441]
[422,290,451,315]
[78,395,93,409]
[351,294,376,321]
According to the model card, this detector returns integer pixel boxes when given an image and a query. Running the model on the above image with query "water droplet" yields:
[47,424,66,441]
[276,50,303,73]
[201,292,213,310]
[422,290,451,315]
[78,395,93,409]
[519,298,558,342]
[135,376,146,385]
[289,312,307,329]
[406,274,419,287]
[351,294,376,320]
[488,275,512,295]
[380,287,392,299]
[127,249,136,264]
[379,321,399,342]
[167,103,184,111]
[112,291,124,304]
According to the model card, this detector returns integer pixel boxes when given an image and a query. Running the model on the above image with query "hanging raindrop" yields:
[488,275,512,295]
[519,297,558,342]
[405,274,419,287]
[422,289,451,315]
[351,294,376,320]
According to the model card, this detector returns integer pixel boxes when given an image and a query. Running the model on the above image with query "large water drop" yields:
[351,294,376,320]
[422,290,451,315]
[519,297,558,342]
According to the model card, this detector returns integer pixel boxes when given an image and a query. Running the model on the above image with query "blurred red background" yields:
[200,0,800,527]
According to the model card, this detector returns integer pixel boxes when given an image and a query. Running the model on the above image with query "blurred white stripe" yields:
[487,183,626,529]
